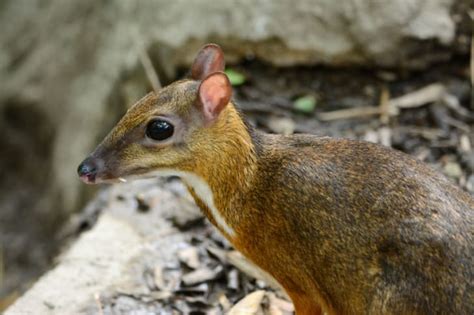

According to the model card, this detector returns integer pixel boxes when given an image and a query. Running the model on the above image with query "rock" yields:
[3,213,145,315]
[5,177,298,314]
[4,178,293,314]
[3,179,196,315]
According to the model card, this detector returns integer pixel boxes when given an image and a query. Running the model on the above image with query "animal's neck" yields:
[183,105,258,238]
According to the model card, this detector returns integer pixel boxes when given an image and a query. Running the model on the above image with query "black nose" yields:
[77,158,97,183]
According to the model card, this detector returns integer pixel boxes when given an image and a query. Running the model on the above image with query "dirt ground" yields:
[1,50,473,311]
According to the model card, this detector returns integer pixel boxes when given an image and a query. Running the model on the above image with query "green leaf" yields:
[225,68,246,86]
[293,95,317,113]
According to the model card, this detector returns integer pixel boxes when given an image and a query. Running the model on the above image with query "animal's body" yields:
[78,44,474,314]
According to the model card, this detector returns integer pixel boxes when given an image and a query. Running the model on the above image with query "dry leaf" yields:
[266,292,294,314]
[153,265,165,289]
[218,292,232,312]
[207,246,228,262]
[228,290,266,315]
[227,251,281,290]
[177,247,200,269]
[182,266,223,286]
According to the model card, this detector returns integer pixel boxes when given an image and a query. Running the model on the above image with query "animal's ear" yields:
[191,44,225,80]
[197,72,232,124]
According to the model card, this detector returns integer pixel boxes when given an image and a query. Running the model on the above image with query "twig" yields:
[390,83,446,109]
[0,244,3,288]
[471,34,473,109]
[138,43,162,93]
[94,292,104,315]
[442,94,473,118]
[318,83,446,121]
[207,247,282,290]
[460,134,471,153]
[318,106,382,121]
[379,87,391,124]
[442,116,471,133]
[396,126,446,141]
[470,10,473,87]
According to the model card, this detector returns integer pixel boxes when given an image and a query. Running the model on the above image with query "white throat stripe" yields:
[148,169,236,237]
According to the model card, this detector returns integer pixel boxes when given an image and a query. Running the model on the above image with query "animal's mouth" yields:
[77,156,124,185]
[77,156,172,185]
[78,172,97,185]
[78,170,123,185]
[77,163,153,185]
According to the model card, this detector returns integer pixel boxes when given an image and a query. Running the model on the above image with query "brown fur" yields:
[181,113,474,314]
[80,45,474,315]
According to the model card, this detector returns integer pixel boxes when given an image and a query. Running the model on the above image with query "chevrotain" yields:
[78,44,474,315]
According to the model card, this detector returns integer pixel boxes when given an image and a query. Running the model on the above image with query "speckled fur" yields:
[175,109,474,314]
[232,131,474,314]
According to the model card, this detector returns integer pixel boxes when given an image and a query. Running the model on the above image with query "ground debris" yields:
[228,290,265,315]
[177,247,201,270]
[182,266,223,286]
[81,180,293,315]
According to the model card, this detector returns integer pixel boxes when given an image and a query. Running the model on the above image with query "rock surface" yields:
[5,213,144,315]
[4,178,289,315]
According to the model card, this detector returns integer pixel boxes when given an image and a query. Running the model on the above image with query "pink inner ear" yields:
[199,73,232,123]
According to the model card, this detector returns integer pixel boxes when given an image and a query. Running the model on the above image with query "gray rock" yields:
[3,179,194,315]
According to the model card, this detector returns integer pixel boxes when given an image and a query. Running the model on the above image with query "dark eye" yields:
[146,119,174,141]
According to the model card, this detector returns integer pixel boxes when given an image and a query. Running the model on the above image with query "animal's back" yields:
[242,132,474,314]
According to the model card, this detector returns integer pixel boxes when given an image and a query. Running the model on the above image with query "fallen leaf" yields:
[218,292,232,312]
[153,265,165,289]
[181,266,223,286]
[225,69,246,86]
[293,95,317,114]
[177,247,200,269]
[228,290,265,315]
[227,251,281,290]
[207,246,228,263]
[266,292,294,314]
